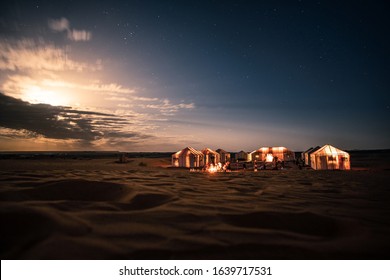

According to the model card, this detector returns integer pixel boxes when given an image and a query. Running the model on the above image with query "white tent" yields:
[216,148,231,163]
[202,148,221,165]
[172,147,204,168]
[302,146,320,166]
[310,144,350,170]
[236,150,248,161]
[249,147,295,162]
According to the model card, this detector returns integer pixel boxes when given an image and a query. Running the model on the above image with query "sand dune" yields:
[0,156,389,259]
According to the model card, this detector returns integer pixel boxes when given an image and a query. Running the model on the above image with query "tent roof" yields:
[202,148,219,155]
[311,144,349,156]
[256,147,291,152]
[309,146,321,154]
[303,147,314,153]
[250,147,295,155]
[304,146,320,155]
[173,147,203,156]
[216,148,228,153]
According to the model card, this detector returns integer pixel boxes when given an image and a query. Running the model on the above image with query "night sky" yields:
[0,0,389,152]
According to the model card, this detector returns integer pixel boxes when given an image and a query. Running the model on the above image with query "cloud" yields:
[105,96,129,101]
[0,92,148,144]
[67,29,92,42]
[117,104,133,108]
[48,17,92,42]
[48,18,69,32]
[40,79,135,94]
[0,39,94,72]
[132,96,159,102]
[0,91,198,151]
[1,74,136,105]
[143,99,195,115]
[0,26,196,151]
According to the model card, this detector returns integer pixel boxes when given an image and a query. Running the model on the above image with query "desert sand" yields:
[1,152,390,259]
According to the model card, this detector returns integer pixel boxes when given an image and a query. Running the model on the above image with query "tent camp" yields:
[172,147,204,168]
[302,146,320,166]
[310,144,350,170]
[249,147,295,162]
[216,148,231,163]
[202,148,221,165]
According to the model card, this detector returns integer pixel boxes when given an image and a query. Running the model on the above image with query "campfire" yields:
[204,162,231,173]
[206,163,219,173]
[189,162,231,173]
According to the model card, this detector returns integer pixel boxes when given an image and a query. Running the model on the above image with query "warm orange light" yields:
[23,85,69,106]
[265,153,274,162]
[205,162,223,173]
[207,164,218,173]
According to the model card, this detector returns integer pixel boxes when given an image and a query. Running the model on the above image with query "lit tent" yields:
[303,146,320,166]
[302,147,313,164]
[249,147,295,162]
[216,148,231,163]
[202,148,221,165]
[310,144,350,170]
[236,150,249,161]
[172,147,204,168]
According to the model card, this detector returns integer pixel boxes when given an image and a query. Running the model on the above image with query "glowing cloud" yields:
[0,39,92,72]
[2,74,137,106]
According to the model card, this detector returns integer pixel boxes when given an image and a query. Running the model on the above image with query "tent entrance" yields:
[338,155,349,170]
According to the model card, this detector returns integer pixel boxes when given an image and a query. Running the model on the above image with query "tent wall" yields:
[304,146,320,166]
[235,151,248,161]
[216,149,231,163]
[202,148,221,165]
[310,145,350,170]
[305,151,312,166]
[172,147,204,168]
[303,147,314,166]
[250,147,295,162]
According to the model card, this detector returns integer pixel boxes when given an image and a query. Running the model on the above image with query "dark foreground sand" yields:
[0,154,390,259]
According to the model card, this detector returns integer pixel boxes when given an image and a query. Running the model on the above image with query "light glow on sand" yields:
[205,162,225,173]
[206,163,218,173]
